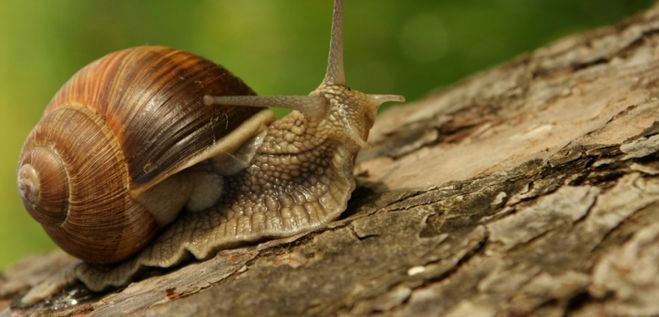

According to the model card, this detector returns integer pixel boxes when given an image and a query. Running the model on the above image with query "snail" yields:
[17,0,404,305]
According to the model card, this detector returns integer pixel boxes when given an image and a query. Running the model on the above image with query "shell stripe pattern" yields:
[46,46,262,194]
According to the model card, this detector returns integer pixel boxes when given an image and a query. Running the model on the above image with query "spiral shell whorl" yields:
[18,147,69,226]
[18,106,161,264]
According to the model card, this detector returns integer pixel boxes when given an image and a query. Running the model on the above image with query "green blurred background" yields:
[0,0,652,269]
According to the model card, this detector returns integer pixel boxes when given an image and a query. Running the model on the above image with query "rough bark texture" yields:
[3,5,659,317]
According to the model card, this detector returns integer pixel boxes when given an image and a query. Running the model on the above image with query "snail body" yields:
[18,0,404,305]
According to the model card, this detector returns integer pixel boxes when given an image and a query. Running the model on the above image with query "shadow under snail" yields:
[16,0,404,305]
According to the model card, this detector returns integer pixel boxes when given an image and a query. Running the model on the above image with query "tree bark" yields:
[3,5,659,317]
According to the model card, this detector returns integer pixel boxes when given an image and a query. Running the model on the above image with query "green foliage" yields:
[0,0,651,268]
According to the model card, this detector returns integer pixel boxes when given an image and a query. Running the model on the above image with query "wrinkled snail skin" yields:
[17,46,272,264]
[18,0,405,306]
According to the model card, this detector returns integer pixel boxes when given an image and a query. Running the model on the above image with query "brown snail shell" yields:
[17,46,268,264]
